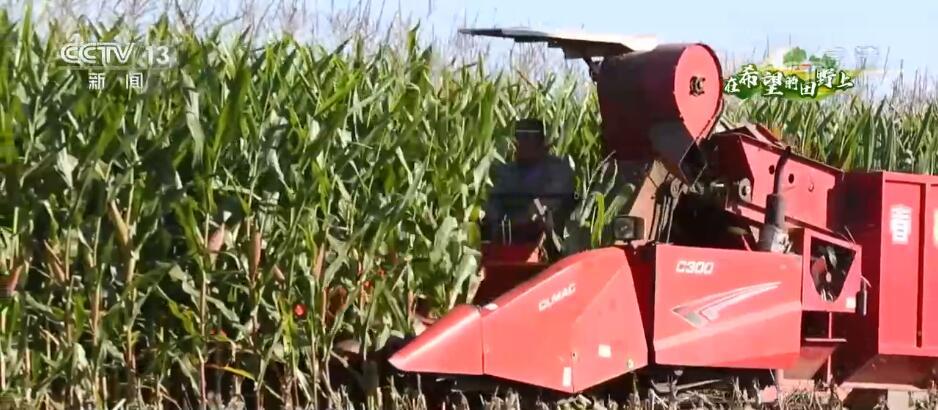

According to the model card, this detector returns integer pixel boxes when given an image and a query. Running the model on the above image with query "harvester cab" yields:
[388,27,938,408]
[468,28,724,305]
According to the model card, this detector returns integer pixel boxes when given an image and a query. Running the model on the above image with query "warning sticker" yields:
[889,205,912,245]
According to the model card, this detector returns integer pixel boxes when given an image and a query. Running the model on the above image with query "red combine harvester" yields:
[387,28,938,408]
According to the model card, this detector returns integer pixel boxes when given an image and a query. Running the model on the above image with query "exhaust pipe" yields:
[758,147,792,253]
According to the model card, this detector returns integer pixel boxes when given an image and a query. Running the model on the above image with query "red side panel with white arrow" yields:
[652,245,803,368]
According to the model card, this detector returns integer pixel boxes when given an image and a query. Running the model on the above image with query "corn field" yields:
[0,7,936,410]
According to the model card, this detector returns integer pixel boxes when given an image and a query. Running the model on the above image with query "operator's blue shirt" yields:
[484,154,576,224]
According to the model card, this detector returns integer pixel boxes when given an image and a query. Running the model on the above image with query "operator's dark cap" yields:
[514,118,546,141]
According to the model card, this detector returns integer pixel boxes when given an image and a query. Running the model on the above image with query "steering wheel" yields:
[482,193,577,244]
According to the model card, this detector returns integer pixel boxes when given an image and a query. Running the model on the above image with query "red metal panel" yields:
[841,172,938,360]
[836,173,938,387]
[739,141,841,230]
[673,45,724,139]
[480,247,649,393]
[921,182,938,350]
[712,132,845,233]
[480,243,542,264]
[571,263,650,390]
[390,246,650,393]
[387,305,484,375]
[878,179,923,352]
[652,245,802,368]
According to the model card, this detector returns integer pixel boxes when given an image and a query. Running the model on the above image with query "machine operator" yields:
[482,118,576,247]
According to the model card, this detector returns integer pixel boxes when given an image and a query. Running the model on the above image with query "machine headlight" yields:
[612,216,644,242]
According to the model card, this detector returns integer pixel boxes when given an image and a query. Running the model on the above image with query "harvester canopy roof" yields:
[458,27,659,59]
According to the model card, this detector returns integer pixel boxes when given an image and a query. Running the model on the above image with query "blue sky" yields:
[320,0,936,89]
